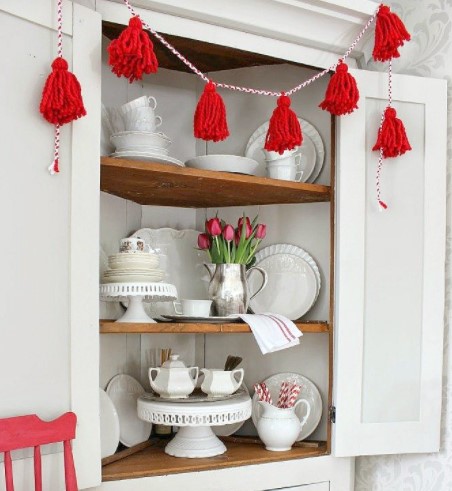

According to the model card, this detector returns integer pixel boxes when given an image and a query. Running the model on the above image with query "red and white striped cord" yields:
[375,59,392,210]
[122,0,379,96]
[49,0,63,174]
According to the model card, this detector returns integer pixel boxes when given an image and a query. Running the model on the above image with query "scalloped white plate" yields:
[245,118,325,183]
[252,372,322,441]
[254,244,321,302]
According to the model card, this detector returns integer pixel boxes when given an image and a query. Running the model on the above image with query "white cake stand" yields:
[137,392,252,458]
[100,283,177,323]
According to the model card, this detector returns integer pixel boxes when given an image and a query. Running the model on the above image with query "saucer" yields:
[111,151,184,167]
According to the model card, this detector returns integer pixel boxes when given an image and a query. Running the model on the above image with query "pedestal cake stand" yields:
[100,283,178,322]
[137,392,252,458]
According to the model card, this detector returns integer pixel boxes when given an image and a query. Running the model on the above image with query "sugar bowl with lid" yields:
[149,354,198,399]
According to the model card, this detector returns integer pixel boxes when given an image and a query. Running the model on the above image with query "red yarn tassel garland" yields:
[373,107,411,158]
[319,61,359,116]
[194,81,229,142]
[108,16,158,83]
[40,57,86,125]
[373,4,411,62]
[264,94,302,154]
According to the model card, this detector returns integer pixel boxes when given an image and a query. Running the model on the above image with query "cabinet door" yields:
[333,69,446,456]
[0,1,101,489]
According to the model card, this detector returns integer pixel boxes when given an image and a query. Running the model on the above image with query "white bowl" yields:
[110,132,172,152]
[185,155,261,176]
[109,260,160,270]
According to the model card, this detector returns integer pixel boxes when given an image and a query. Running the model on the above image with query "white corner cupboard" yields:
[0,1,446,491]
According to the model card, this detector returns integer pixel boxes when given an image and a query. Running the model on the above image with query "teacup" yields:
[266,155,303,181]
[119,237,151,253]
[263,147,298,161]
[174,299,212,317]
[123,107,163,133]
[119,95,157,116]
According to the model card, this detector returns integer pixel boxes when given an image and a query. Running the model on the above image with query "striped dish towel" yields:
[239,314,303,354]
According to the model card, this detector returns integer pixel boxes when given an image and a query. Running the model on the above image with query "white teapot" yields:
[200,368,244,397]
[149,354,198,399]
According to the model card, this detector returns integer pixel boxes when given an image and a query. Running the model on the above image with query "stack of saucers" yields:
[103,252,165,283]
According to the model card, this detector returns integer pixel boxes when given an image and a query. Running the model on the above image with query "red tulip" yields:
[197,233,211,250]
[236,223,252,240]
[255,224,267,239]
[222,224,234,241]
[234,230,240,247]
[206,217,222,236]
[238,216,251,229]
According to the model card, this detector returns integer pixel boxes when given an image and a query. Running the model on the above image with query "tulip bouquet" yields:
[198,215,267,265]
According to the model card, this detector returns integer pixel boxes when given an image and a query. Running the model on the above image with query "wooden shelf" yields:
[102,438,328,481]
[99,320,329,334]
[103,22,290,73]
[100,157,331,208]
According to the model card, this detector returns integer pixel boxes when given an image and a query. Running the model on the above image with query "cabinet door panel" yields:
[333,69,446,456]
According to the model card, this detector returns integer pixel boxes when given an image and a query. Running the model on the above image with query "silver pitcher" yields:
[204,263,268,316]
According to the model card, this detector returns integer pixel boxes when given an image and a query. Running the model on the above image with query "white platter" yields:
[142,386,247,404]
[102,271,165,283]
[185,155,261,176]
[251,372,322,441]
[99,388,120,458]
[106,374,152,448]
[111,150,184,167]
[249,253,318,320]
[162,314,240,323]
[130,228,207,317]
[254,244,321,303]
[245,118,325,183]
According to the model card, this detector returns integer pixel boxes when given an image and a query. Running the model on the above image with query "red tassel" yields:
[264,94,302,154]
[373,4,411,62]
[194,81,229,142]
[108,16,158,83]
[40,57,86,125]
[319,61,359,116]
[373,107,411,158]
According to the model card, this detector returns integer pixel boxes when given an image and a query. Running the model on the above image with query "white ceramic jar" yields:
[149,354,198,399]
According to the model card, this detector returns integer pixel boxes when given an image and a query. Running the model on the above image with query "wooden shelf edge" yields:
[99,320,330,334]
[100,157,331,207]
[102,439,328,481]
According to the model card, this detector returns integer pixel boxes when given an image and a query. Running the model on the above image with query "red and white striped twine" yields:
[122,0,379,97]
[56,0,63,59]
[375,59,393,210]
[49,0,64,174]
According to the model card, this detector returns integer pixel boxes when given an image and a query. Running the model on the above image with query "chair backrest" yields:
[0,412,78,491]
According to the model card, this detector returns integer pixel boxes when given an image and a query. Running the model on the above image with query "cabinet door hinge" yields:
[329,405,336,423]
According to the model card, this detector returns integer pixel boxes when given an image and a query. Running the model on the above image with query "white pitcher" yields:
[200,368,244,397]
[256,400,311,451]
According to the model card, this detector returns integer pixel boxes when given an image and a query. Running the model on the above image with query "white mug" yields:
[266,155,303,181]
[119,237,151,253]
[119,95,157,116]
[124,106,163,133]
[174,299,212,317]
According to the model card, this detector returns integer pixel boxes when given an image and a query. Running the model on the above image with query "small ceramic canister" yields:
[149,354,198,399]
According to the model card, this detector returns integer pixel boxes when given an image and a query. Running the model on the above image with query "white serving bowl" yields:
[108,255,159,270]
[110,131,172,152]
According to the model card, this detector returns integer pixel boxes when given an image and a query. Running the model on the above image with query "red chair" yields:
[0,412,78,491]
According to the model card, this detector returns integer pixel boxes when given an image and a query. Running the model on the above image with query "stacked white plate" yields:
[110,131,184,167]
[102,252,165,283]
